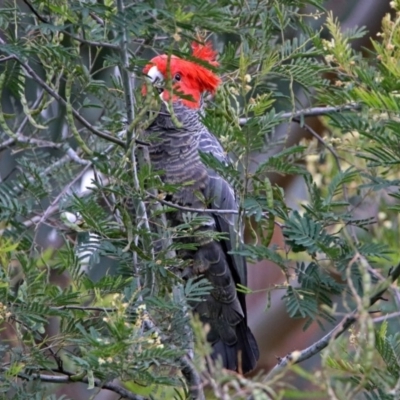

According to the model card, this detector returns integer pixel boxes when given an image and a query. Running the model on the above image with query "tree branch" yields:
[180,356,205,400]
[0,131,91,166]
[265,261,400,380]
[0,91,45,151]
[2,140,145,233]
[292,118,341,170]
[15,56,127,147]
[0,174,109,236]
[33,164,92,232]
[63,31,121,50]
[22,0,119,49]
[11,370,146,400]
[145,191,238,214]
[22,0,48,23]
[373,310,400,323]
[239,103,361,125]
[140,307,205,400]
[89,12,105,26]
[10,146,89,199]
[116,0,154,269]
[0,42,148,148]
[51,305,118,312]
[0,137,16,151]
[0,55,17,63]
[292,117,359,245]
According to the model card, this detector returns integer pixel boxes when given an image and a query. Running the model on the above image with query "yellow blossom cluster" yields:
[0,302,11,321]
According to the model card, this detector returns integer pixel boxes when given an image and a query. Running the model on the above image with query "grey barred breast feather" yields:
[145,98,259,374]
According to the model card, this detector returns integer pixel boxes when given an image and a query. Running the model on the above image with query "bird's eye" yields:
[174,73,181,82]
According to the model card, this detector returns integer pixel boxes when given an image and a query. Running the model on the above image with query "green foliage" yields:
[1,0,400,399]
[322,321,400,399]
[287,262,343,327]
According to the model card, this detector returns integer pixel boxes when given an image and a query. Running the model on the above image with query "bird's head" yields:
[142,41,221,109]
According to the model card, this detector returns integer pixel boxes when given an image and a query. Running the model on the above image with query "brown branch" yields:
[10,302,137,314]
[0,55,17,63]
[51,305,118,312]
[292,118,359,245]
[0,44,147,148]
[10,146,89,199]
[63,31,120,50]
[0,132,90,164]
[180,356,205,400]
[22,0,48,23]
[0,91,45,151]
[22,0,118,49]
[0,176,108,235]
[14,55,127,147]
[239,104,361,125]
[146,191,238,215]
[89,12,105,27]
[11,370,146,400]
[373,310,400,323]
[33,164,92,231]
[0,137,15,151]
[265,261,400,380]
[292,118,341,171]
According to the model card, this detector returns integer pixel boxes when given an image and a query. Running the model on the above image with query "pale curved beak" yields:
[146,66,165,93]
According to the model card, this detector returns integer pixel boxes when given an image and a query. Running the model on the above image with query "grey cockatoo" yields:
[142,41,259,374]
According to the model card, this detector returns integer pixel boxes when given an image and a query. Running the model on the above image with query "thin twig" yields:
[265,261,400,380]
[238,103,361,125]
[292,119,342,175]
[51,305,118,312]
[0,91,45,151]
[0,55,17,63]
[11,147,89,196]
[11,129,122,199]
[62,31,120,50]
[373,311,400,323]
[3,133,70,151]
[22,0,48,23]
[0,179,109,235]
[9,370,146,400]
[140,308,205,400]
[22,0,118,49]
[6,137,121,232]
[34,163,92,231]
[146,191,238,215]
[115,6,159,370]
[292,118,359,244]
[0,137,16,151]
[0,38,134,148]
[0,130,91,166]
[93,167,124,227]
[65,148,91,165]
[89,12,105,26]
[16,56,127,147]
[10,302,137,314]
[180,356,206,400]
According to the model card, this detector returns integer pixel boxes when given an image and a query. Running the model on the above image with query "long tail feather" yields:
[211,322,259,374]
